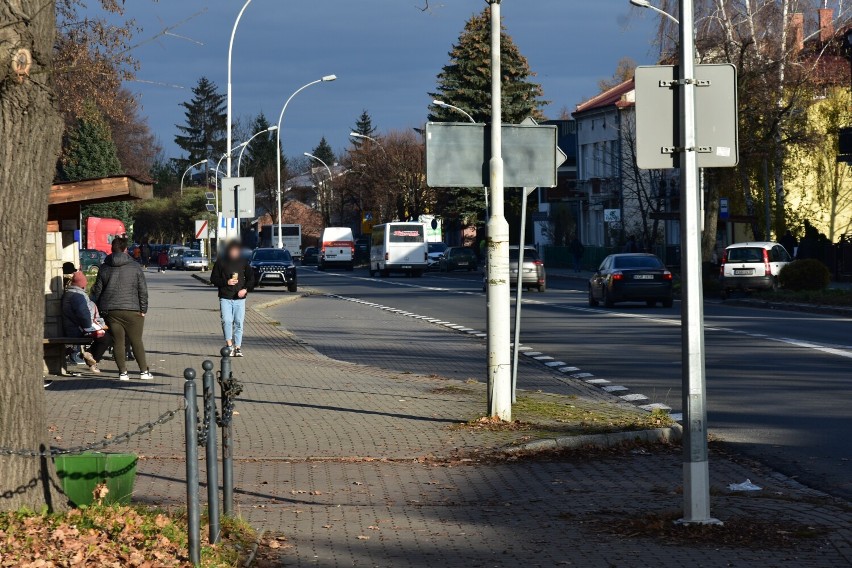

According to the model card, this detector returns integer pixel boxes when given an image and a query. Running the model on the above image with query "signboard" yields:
[221,177,255,218]
[634,64,739,169]
[425,122,565,188]
[604,209,622,223]
[194,219,210,240]
[719,198,729,220]
[219,215,239,241]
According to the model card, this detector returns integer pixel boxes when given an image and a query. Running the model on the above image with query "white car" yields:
[720,241,791,297]
[178,250,209,271]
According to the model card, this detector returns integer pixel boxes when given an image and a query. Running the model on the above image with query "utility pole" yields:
[677,0,718,525]
[486,0,511,420]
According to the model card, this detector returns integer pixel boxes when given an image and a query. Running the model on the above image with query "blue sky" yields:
[119,0,661,161]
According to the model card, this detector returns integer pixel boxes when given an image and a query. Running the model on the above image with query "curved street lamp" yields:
[628,0,679,24]
[180,159,209,196]
[237,125,278,176]
[304,152,334,223]
[432,99,476,123]
[226,0,254,178]
[273,75,337,247]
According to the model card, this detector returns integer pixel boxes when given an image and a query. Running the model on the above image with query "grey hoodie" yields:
[91,252,148,313]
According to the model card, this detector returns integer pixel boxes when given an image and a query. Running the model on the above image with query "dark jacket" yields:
[91,252,149,313]
[62,286,95,337]
[210,255,255,300]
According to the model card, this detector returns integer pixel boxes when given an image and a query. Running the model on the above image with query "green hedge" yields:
[779,259,831,291]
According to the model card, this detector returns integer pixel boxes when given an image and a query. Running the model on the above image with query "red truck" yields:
[86,217,127,255]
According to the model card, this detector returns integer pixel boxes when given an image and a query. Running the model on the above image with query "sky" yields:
[117,0,662,163]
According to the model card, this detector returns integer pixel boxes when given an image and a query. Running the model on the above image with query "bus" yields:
[369,222,428,277]
[260,224,302,258]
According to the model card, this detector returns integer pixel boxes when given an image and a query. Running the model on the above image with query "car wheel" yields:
[646,300,656,307]
[662,297,674,308]
[603,287,614,308]
[288,283,297,293]
[538,283,546,293]
[347,264,354,272]
[588,286,598,307]
[771,276,780,292]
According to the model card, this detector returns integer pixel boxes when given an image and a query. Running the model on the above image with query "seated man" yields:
[62,270,112,373]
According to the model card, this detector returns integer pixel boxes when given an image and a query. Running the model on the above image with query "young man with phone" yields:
[210,241,255,357]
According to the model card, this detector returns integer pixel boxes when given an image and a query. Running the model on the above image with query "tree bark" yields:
[0,0,66,511]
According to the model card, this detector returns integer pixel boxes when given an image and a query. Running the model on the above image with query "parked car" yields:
[167,245,189,268]
[250,248,297,292]
[302,246,319,266]
[79,249,106,274]
[427,242,448,270]
[588,253,673,308]
[481,246,547,292]
[355,236,371,262]
[177,250,208,271]
[319,227,355,271]
[439,246,478,272]
[720,241,791,297]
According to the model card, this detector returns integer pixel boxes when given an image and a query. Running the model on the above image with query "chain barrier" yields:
[216,371,243,427]
[197,386,213,447]
[0,402,186,459]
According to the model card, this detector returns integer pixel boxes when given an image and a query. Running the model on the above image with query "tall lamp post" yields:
[237,125,278,176]
[226,0,253,178]
[180,159,209,196]
[631,0,717,525]
[304,152,334,224]
[274,75,337,248]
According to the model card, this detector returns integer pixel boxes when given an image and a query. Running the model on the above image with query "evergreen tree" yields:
[60,102,133,226]
[243,112,286,219]
[174,77,227,172]
[350,109,377,148]
[311,136,336,167]
[427,6,547,124]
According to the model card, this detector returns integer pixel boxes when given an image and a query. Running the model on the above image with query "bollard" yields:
[202,360,220,544]
[219,345,235,516]
[183,368,201,566]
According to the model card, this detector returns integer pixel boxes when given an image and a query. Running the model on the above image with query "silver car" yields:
[481,246,547,293]
[177,250,208,271]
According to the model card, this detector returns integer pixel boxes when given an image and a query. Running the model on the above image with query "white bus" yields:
[369,222,428,278]
[261,224,302,258]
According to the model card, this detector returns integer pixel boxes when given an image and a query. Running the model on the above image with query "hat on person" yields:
[71,271,87,289]
[63,262,77,275]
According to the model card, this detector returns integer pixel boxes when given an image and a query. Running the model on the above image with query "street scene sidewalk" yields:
[43,271,852,567]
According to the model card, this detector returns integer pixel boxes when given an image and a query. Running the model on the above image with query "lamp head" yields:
[267,125,279,132]
[322,74,337,82]
[433,99,447,106]
[303,152,311,157]
[630,0,652,7]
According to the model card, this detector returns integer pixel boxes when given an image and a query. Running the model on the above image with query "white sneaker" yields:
[118,372,130,381]
[140,371,154,380]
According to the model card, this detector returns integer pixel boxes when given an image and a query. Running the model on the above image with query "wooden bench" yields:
[43,336,94,376]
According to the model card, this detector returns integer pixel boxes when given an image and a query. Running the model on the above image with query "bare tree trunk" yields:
[0,0,66,511]
[702,169,720,261]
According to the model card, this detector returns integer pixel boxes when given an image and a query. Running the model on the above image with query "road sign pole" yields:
[677,0,718,525]
[486,0,511,421]
[234,185,241,239]
[511,186,536,403]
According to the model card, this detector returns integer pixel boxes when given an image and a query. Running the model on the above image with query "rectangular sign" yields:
[425,122,563,188]
[194,220,210,240]
[719,198,729,220]
[221,177,255,218]
[634,64,739,169]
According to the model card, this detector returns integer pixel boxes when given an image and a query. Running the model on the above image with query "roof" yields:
[50,175,153,206]
[574,79,635,114]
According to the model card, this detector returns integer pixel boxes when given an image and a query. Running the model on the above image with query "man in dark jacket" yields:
[63,270,112,373]
[91,237,152,381]
[210,241,255,357]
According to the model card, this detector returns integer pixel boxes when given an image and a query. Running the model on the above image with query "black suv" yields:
[250,248,297,292]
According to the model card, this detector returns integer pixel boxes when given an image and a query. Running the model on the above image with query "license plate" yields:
[402,265,412,269]
[634,274,653,280]
[457,262,468,266]
[734,269,753,275]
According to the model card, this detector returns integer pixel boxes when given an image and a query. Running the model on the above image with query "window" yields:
[278,226,300,237]
[252,249,292,262]
[727,247,764,263]
[509,248,539,261]
[388,224,424,243]
[613,256,663,269]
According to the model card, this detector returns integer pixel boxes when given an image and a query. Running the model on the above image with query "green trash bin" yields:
[54,452,138,507]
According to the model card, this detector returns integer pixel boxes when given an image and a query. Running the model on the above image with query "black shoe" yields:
[233,347,243,357]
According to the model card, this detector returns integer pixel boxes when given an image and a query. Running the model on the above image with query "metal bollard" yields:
[219,346,235,516]
[202,360,220,544]
[183,368,201,566]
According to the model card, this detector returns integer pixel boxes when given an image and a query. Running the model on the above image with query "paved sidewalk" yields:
[43,271,852,567]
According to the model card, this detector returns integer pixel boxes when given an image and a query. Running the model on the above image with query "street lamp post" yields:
[431,100,489,218]
[226,0,253,178]
[180,159,209,196]
[304,152,334,224]
[274,75,337,248]
[237,125,278,176]
[629,0,679,24]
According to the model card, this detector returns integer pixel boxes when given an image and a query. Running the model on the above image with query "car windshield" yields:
[184,251,201,258]
[509,248,539,261]
[252,249,292,262]
[428,243,447,254]
[613,256,663,269]
[727,247,765,262]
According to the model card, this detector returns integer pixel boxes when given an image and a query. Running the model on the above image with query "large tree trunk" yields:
[701,169,720,262]
[0,0,66,511]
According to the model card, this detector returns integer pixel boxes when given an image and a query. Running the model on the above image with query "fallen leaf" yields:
[356,535,370,540]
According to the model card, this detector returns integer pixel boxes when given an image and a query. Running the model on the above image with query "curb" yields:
[724,297,852,317]
[503,425,682,454]
[191,273,212,286]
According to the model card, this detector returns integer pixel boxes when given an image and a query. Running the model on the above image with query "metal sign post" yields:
[511,186,537,403]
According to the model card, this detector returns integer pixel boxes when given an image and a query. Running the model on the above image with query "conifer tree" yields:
[351,109,377,148]
[174,77,227,172]
[312,136,336,167]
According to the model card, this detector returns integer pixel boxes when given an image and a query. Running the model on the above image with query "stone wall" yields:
[44,231,78,374]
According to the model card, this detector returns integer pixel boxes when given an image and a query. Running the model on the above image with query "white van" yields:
[319,227,355,271]
[369,223,428,277]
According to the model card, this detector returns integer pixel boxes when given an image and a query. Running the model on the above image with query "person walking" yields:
[140,242,151,270]
[568,235,585,273]
[62,270,112,373]
[91,237,152,381]
[157,249,169,273]
[210,241,255,357]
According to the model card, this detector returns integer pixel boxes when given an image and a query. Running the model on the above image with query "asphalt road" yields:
[272,265,852,502]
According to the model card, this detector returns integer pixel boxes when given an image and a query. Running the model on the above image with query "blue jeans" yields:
[220,298,246,346]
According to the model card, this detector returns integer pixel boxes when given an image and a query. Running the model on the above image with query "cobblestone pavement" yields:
[43,271,852,567]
